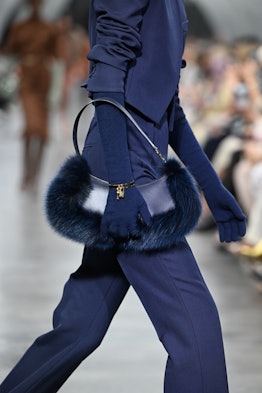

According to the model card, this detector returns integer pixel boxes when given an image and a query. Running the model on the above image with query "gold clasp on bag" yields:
[109,181,135,199]
[116,184,125,199]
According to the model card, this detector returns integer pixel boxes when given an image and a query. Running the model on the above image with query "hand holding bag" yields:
[45,98,202,252]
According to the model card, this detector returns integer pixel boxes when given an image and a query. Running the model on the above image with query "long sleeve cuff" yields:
[81,63,126,94]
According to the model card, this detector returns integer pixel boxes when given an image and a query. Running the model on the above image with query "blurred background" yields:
[0,1,262,392]
[1,0,262,41]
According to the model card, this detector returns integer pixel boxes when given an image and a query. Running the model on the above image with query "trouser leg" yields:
[117,240,229,393]
[0,248,129,393]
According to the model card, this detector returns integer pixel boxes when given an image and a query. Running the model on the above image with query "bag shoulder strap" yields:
[73,97,166,163]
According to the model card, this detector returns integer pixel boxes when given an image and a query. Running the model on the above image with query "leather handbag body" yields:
[45,98,202,252]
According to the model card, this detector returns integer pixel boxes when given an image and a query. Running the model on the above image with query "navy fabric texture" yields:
[83,0,188,124]
[93,92,133,184]
[93,92,151,240]
[169,114,246,242]
[0,245,229,393]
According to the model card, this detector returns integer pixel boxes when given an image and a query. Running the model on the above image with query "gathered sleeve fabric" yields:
[85,0,149,93]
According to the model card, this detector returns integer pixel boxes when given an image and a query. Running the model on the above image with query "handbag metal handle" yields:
[72,97,167,164]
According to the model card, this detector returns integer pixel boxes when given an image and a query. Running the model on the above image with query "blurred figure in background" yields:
[2,0,64,192]
[232,111,262,255]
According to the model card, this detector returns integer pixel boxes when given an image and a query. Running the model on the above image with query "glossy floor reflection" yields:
[0,100,262,392]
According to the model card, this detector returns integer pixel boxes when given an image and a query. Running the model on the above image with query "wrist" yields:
[88,63,126,93]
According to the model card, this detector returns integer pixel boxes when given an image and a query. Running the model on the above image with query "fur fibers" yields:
[45,156,202,252]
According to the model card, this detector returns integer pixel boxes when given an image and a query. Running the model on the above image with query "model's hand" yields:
[204,185,246,242]
[100,187,151,240]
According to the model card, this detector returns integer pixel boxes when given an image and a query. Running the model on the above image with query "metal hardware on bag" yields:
[109,181,135,199]
[116,185,125,199]
[154,147,167,163]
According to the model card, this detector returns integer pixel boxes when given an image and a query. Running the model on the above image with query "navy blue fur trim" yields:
[45,155,113,250]
[45,156,202,252]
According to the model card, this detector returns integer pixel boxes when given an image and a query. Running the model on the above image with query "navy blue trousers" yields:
[0,242,228,392]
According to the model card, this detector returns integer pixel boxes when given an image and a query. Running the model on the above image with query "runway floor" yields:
[0,97,262,392]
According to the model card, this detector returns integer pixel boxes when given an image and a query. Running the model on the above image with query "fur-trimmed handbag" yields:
[45,98,202,252]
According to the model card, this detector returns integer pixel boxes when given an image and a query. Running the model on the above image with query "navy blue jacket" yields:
[83,0,188,125]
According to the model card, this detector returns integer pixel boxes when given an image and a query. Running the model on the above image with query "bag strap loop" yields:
[72,98,167,164]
